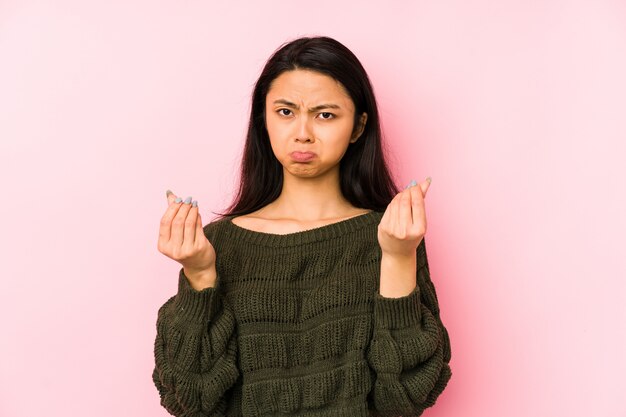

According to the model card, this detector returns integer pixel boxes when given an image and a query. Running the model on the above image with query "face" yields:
[265,69,367,179]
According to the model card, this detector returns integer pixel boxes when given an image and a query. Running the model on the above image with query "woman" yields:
[153,36,452,416]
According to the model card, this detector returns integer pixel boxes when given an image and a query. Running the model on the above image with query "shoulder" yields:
[202,215,232,242]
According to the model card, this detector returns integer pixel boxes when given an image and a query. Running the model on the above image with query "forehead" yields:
[266,69,353,107]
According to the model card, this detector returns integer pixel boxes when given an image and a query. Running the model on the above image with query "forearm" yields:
[153,273,240,415]
[369,238,453,413]
[378,253,417,298]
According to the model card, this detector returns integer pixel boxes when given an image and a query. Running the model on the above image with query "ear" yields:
[350,112,368,143]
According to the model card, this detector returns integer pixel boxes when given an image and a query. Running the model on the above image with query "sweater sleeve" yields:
[152,267,240,416]
[366,237,452,416]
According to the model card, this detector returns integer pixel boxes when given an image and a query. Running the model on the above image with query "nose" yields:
[294,116,314,143]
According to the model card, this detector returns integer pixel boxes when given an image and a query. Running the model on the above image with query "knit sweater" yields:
[152,210,452,417]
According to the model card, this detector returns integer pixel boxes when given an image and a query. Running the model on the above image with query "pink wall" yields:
[1,1,625,416]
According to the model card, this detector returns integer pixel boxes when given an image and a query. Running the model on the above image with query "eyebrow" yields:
[272,99,342,112]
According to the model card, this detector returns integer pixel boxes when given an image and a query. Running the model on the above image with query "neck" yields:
[265,168,357,221]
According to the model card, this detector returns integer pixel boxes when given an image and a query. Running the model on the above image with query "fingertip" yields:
[409,183,423,202]
[166,190,181,205]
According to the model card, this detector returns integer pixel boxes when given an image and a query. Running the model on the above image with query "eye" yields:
[319,112,335,120]
[277,109,292,116]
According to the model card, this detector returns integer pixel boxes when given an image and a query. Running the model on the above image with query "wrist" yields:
[381,252,416,264]
[184,266,217,291]
[379,253,417,298]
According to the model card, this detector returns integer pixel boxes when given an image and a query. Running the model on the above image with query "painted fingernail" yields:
[165,189,173,198]
[175,197,182,203]
[426,176,432,183]
[184,196,192,204]
[407,179,417,188]
[192,200,198,207]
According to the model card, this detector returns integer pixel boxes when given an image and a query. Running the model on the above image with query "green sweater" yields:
[152,210,452,417]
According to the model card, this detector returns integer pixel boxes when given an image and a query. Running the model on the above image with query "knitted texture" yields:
[153,211,452,416]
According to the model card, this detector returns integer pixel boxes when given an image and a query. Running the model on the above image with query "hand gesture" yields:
[377,178,431,259]
[157,190,216,289]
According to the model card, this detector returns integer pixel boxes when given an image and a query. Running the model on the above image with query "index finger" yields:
[166,189,180,206]
[159,191,183,242]
[409,182,425,226]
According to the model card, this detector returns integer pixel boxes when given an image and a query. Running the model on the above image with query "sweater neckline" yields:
[224,210,383,247]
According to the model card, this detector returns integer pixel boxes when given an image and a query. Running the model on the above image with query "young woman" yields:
[153,36,452,416]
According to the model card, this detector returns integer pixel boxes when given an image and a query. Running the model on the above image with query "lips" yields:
[289,151,316,162]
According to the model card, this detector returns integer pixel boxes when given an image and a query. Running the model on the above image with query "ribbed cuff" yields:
[373,285,422,330]
[172,267,222,323]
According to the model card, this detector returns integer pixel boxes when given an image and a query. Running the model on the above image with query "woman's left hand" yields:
[377,178,431,258]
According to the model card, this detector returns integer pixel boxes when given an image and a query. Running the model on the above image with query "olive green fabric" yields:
[153,211,451,416]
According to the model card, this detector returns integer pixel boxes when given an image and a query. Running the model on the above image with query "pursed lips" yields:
[289,151,316,162]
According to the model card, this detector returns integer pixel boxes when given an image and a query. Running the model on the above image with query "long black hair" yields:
[217,36,399,218]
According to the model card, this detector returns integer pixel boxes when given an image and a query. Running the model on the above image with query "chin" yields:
[288,167,318,177]
[279,162,316,177]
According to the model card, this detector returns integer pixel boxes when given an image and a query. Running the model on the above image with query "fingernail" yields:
[175,197,182,203]
[406,179,417,188]
[192,200,197,207]
[165,189,173,197]
[426,176,432,184]
[184,196,192,204]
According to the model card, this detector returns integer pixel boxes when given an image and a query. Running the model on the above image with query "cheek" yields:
[325,122,354,143]
[265,117,280,138]
[266,125,288,158]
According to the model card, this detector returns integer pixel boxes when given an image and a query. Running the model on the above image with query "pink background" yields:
[1,1,625,416]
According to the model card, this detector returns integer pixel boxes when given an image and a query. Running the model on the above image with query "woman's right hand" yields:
[157,190,217,290]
